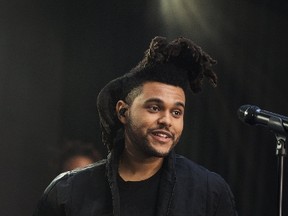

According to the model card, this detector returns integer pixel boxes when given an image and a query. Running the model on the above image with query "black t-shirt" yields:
[118,169,162,216]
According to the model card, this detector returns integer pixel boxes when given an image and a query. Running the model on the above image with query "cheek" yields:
[128,112,151,132]
[130,111,157,126]
[175,119,184,134]
[134,117,155,130]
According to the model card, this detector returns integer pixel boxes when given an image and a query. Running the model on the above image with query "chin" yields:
[140,138,176,157]
[146,145,173,158]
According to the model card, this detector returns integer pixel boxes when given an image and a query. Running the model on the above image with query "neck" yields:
[118,148,164,181]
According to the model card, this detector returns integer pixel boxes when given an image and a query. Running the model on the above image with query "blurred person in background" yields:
[59,140,102,172]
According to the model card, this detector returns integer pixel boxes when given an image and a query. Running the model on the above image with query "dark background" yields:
[1,0,288,215]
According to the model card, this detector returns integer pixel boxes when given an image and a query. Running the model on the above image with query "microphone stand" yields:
[268,116,287,216]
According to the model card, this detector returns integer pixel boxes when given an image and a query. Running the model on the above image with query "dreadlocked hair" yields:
[97,36,218,151]
[135,36,218,93]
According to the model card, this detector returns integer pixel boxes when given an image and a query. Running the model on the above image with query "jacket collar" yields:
[106,139,177,216]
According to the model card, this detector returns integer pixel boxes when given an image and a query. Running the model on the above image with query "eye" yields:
[148,105,160,113]
[172,110,183,118]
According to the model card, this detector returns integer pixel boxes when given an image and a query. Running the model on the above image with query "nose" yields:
[157,111,172,128]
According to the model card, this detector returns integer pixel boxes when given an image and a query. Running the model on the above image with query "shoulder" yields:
[174,154,232,194]
[44,159,107,198]
[174,154,216,178]
[33,160,109,215]
[174,154,237,215]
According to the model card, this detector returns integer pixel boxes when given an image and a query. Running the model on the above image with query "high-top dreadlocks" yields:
[97,36,217,151]
[135,36,217,92]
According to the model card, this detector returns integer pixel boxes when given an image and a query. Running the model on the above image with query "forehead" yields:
[135,81,185,104]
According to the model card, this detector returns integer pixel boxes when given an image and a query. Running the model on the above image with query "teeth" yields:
[156,133,168,138]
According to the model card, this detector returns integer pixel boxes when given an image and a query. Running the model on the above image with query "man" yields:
[34,36,237,215]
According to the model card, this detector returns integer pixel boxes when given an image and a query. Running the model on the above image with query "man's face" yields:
[123,81,185,158]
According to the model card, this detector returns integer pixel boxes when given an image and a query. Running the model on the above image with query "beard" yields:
[125,117,180,158]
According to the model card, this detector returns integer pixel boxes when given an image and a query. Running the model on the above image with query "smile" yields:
[151,130,173,139]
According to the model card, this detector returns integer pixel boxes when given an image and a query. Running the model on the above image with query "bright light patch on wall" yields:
[159,0,218,39]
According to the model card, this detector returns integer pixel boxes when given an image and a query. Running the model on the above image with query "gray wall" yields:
[0,1,64,215]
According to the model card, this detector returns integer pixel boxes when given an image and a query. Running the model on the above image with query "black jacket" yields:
[33,146,237,216]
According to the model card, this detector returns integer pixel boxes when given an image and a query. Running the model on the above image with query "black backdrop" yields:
[1,0,288,215]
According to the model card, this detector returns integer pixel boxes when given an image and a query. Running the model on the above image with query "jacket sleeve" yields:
[33,172,70,216]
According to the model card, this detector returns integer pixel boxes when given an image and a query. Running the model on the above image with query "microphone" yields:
[237,105,288,134]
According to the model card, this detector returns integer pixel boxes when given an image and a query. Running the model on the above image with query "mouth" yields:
[150,130,173,142]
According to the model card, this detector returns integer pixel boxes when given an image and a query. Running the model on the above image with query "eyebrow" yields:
[144,98,185,109]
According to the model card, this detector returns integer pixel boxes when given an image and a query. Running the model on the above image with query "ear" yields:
[116,100,128,124]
